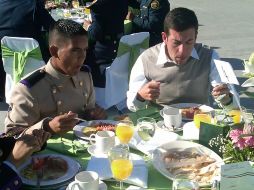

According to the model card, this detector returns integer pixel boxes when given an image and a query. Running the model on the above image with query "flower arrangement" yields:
[209,116,254,163]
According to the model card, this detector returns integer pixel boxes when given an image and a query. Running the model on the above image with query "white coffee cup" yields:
[68,171,99,190]
[89,131,115,154]
[160,106,182,129]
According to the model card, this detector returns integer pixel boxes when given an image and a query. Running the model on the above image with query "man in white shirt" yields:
[127,7,238,112]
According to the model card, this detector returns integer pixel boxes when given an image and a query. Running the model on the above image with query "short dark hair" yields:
[49,19,87,44]
[164,7,198,35]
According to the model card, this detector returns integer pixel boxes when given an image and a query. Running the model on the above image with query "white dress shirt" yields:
[127,43,239,111]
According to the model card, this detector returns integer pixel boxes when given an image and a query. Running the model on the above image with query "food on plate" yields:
[21,156,68,180]
[181,107,204,119]
[163,149,219,184]
[114,114,132,121]
[82,122,116,136]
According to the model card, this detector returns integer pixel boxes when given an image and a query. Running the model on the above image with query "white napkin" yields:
[129,128,179,155]
[221,161,254,190]
[86,153,148,188]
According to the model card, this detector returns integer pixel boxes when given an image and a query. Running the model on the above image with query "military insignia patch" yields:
[151,0,160,9]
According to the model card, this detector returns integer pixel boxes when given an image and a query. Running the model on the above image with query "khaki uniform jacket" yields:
[5,60,95,136]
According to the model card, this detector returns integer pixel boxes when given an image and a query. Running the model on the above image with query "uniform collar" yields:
[156,42,200,66]
[45,60,79,88]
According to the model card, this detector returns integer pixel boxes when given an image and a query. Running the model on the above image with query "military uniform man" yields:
[5,19,106,137]
[83,0,128,87]
[127,0,170,47]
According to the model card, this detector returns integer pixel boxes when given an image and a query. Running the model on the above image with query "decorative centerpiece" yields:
[207,53,254,163]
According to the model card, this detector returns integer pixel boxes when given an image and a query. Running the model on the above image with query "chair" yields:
[95,32,149,110]
[1,36,45,104]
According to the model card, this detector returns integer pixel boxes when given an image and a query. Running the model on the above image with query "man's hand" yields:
[83,20,91,31]
[7,130,50,168]
[48,111,79,134]
[137,80,160,101]
[212,84,232,105]
[126,11,134,21]
[85,105,107,120]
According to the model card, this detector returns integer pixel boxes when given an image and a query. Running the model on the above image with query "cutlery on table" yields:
[36,168,43,189]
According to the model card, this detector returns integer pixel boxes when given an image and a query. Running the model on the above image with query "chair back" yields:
[1,36,45,103]
[103,32,150,110]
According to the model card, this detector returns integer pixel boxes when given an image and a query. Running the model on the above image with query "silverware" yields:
[75,117,87,122]
[36,168,43,189]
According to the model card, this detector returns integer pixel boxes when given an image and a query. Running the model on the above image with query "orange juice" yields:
[111,159,133,180]
[116,124,134,144]
[193,113,212,128]
[84,7,90,14]
[228,110,241,124]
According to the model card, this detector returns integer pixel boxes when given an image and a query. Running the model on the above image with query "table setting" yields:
[17,95,254,190]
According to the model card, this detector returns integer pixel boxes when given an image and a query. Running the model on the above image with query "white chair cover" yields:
[1,36,45,104]
[102,32,150,110]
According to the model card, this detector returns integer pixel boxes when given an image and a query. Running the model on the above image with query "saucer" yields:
[87,144,108,157]
[157,120,183,132]
[66,180,107,190]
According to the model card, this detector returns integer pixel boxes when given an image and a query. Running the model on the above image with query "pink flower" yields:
[244,136,254,147]
[229,129,246,149]
[243,123,254,134]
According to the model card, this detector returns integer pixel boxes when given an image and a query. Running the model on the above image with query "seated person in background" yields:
[0,129,50,190]
[83,0,128,87]
[126,0,170,47]
[5,19,106,137]
[0,0,55,101]
[127,7,239,112]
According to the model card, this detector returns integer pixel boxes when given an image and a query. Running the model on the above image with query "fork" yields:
[36,168,43,189]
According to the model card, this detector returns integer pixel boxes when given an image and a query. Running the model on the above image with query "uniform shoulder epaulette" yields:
[80,65,91,72]
[20,69,46,88]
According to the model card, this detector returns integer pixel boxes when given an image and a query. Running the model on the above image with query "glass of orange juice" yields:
[72,0,79,8]
[116,120,134,145]
[108,145,133,190]
[193,111,212,128]
[228,109,242,124]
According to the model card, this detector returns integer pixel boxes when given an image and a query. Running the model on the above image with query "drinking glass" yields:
[72,0,79,8]
[136,117,156,142]
[193,110,212,128]
[228,109,242,124]
[172,174,199,190]
[116,120,134,149]
[108,145,133,190]
[84,2,92,14]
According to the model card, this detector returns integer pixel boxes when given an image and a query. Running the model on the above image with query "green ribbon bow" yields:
[2,45,42,83]
[117,37,149,79]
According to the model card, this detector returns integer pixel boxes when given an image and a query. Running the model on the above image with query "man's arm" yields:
[0,163,22,190]
[127,56,149,111]
[5,83,44,137]
[209,50,239,109]
[36,0,56,30]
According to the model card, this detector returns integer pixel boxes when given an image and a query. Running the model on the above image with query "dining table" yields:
[26,106,173,190]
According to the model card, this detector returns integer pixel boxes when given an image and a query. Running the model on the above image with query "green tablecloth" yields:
[36,106,172,190]
[41,133,171,190]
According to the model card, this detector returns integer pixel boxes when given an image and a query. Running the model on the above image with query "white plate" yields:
[66,180,107,190]
[169,103,214,121]
[152,141,223,186]
[18,154,80,187]
[73,120,118,140]
[87,144,108,158]
[129,128,179,155]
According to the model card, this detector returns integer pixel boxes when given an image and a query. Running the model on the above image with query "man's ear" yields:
[161,32,167,42]
[49,45,58,58]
